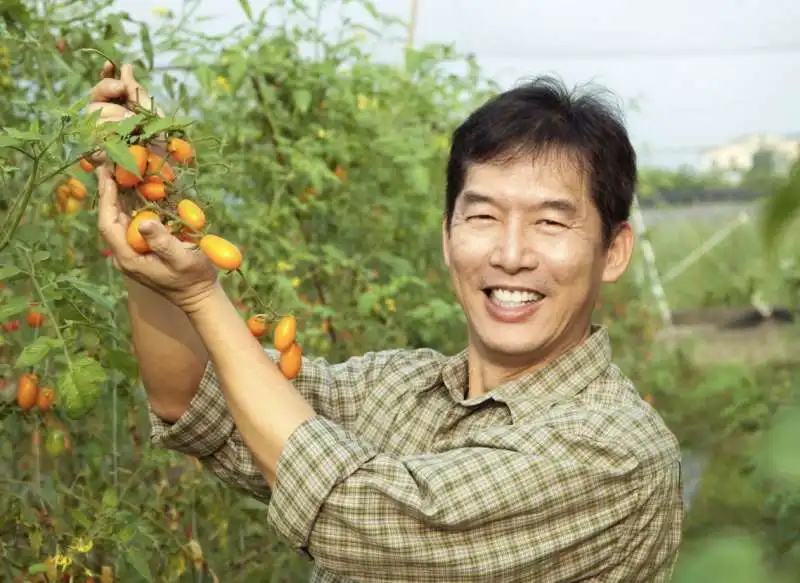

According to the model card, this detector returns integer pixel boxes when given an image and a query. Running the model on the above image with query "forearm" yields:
[125,277,209,421]
[185,283,316,486]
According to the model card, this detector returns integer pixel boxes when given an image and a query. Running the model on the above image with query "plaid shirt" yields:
[150,326,683,582]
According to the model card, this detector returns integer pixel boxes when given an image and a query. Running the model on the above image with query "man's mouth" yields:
[483,287,545,308]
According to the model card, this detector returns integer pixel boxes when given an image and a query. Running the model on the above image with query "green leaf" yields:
[69,509,92,528]
[58,275,116,312]
[57,355,108,419]
[27,564,49,575]
[0,265,21,280]
[0,296,29,321]
[125,549,153,581]
[14,336,62,369]
[139,23,154,70]
[293,89,312,114]
[102,488,119,509]
[103,137,141,176]
[4,128,40,141]
[238,0,254,21]
[113,114,146,137]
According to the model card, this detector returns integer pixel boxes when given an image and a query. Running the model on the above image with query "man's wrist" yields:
[182,281,229,324]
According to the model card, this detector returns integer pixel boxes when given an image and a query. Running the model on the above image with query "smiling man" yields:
[89,65,682,582]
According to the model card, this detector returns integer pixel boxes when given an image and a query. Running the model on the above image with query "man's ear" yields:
[441,216,451,269]
[602,221,634,283]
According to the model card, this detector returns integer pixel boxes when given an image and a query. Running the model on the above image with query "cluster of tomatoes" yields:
[2,305,56,413]
[53,167,91,215]
[247,313,302,380]
[92,134,304,380]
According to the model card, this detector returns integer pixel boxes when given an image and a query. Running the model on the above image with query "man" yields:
[90,64,683,582]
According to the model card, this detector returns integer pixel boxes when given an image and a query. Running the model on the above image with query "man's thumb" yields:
[138,220,176,258]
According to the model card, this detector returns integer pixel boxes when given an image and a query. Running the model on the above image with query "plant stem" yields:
[0,156,40,252]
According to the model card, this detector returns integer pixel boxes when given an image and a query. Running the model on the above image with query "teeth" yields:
[490,288,543,306]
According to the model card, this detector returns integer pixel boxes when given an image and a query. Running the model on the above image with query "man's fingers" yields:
[137,220,180,266]
[86,102,134,123]
[119,63,163,116]
[89,78,127,103]
[96,166,129,252]
[100,60,116,80]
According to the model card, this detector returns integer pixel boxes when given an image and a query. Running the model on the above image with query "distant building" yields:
[700,132,800,180]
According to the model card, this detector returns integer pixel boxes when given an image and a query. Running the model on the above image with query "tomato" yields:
[279,343,302,380]
[137,177,167,201]
[37,386,56,412]
[177,199,206,230]
[114,144,149,187]
[168,137,194,164]
[126,210,160,254]
[61,197,82,215]
[66,176,88,200]
[2,320,20,332]
[79,157,94,172]
[146,151,176,183]
[26,308,45,328]
[273,314,297,352]
[334,166,347,182]
[199,235,242,271]
[45,428,66,457]
[247,315,269,338]
[16,373,38,411]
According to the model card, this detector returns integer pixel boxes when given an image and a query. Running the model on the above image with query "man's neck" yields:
[465,328,593,399]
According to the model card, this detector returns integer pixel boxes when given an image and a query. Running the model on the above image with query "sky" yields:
[116,0,800,169]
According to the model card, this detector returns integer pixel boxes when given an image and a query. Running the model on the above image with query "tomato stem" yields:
[0,156,40,253]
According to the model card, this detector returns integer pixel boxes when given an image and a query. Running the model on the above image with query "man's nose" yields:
[488,222,538,273]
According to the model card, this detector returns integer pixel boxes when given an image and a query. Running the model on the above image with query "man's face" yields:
[442,154,633,369]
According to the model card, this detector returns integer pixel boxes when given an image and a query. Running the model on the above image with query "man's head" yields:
[442,76,636,372]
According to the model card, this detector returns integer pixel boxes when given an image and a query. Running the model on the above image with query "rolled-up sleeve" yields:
[267,416,649,583]
[149,349,401,505]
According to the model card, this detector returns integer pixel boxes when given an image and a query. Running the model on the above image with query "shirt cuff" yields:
[267,415,379,550]
[148,358,235,459]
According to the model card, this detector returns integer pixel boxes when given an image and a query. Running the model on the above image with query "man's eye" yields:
[469,215,495,221]
[539,219,566,228]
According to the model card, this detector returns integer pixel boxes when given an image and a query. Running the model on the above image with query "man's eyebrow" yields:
[460,189,579,216]
[459,190,495,206]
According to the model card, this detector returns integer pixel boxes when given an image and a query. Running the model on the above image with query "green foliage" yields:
[0,0,798,581]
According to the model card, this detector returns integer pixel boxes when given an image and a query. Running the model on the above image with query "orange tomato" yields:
[137,177,167,201]
[168,137,194,164]
[16,373,38,412]
[146,151,176,183]
[279,343,302,380]
[126,210,160,254]
[55,184,71,206]
[199,235,242,271]
[114,144,149,187]
[334,166,347,182]
[79,158,94,172]
[273,314,297,352]
[26,309,44,328]
[67,177,88,200]
[247,315,269,338]
[37,387,55,412]
[177,199,205,230]
[61,197,82,215]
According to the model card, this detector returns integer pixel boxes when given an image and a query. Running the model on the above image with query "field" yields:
[1,1,799,582]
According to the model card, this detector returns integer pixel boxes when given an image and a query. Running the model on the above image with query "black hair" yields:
[445,75,637,245]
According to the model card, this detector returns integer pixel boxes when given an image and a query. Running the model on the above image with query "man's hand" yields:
[96,166,219,314]
[85,61,166,165]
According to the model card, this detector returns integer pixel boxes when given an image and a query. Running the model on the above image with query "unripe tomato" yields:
[127,210,160,254]
[45,428,66,457]
[273,315,297,352]
[177,199,206,230]
[114,145,148,187]
[279,343,302,379]
[16,373,38,411]
[199,235,242,271]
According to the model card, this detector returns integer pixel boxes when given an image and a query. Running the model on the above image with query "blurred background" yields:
[0,0,799,581]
